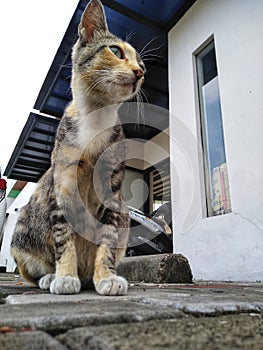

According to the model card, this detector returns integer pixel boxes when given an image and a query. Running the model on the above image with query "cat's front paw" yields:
[95,276,128,296]
[50,276,81,295]
[39,274,55,290]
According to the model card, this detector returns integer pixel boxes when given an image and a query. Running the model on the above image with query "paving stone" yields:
[2,284,263,335]
[0,330,67,350]
[0,296,183,333]
[117,253,193,283]
[57,314,263,350]
[1,274,263,349]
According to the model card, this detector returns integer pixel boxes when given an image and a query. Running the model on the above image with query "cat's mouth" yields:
[124,83,138,95]
[111,77,143,96]
[124,82,137,92]
[113,82,137,94]
[122,80,142,94]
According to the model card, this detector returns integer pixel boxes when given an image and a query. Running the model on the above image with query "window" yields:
[147,158,171,213]
[151,168,170,212]
[196,40,231,217]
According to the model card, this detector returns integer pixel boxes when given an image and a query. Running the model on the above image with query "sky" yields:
[0,1,79,190]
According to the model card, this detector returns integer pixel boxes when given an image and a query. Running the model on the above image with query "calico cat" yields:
[11,0,145,295]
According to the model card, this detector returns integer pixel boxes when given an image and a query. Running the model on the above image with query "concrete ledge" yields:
[117,254,193,283]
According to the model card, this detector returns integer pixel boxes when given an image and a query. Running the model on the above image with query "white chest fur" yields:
[77,104,119,155]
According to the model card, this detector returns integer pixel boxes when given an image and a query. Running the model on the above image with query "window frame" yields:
[194,38,231,217]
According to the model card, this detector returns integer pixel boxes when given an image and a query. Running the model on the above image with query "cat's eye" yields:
[109,46,124,59]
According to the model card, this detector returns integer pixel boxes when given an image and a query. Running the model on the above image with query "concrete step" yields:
[118,254,193,283]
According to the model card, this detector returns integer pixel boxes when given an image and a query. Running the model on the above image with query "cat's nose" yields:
[133,68,144,81]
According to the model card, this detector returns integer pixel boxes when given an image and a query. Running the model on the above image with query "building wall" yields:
[169,0,263,281]
[0,182,37,271]
[144,129,170,169]
[126,130,169,171]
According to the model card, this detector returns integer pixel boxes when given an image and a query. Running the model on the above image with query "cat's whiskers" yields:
[140,53,165,61]
[140,36,159,56]
[59,63,73,69]
[85,76,110,96]
[135,91,145,126]
[125,31,136,43]
[139,41,165,67]
[91,69,111,74]
[85,80,103,96]
[140,87,149,104]
[140,44,165,59]
[140,55,165,64]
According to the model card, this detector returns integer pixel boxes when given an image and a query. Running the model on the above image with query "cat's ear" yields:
[78,0,108,45]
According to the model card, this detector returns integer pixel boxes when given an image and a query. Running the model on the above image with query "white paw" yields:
[39,274,55,290]
[95,276,128,296]
[50,276,81,295]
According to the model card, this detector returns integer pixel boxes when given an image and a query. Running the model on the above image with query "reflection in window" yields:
[196,40,231,216]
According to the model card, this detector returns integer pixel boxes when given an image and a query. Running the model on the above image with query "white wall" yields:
[122,169,147,210]
[144,129,170,169]
[126,130,169,171]
[0,214,18,272]
[0,182,37,271]
[169,0,263,281]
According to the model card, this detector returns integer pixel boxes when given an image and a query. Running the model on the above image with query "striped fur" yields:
[11,0,145,295]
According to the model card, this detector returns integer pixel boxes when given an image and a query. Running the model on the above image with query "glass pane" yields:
[202,77,226,173]
[202,77,231,215]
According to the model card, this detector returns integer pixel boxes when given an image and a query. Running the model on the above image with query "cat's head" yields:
[71,0,145,107]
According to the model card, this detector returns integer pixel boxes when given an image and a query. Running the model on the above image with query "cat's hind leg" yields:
[38,274,55,290]
[12,247,79,294]
[11,247,54,287]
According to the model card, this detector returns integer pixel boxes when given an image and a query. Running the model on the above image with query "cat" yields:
[11,0,145,296]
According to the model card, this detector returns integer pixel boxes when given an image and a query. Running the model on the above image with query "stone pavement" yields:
[0,273,263,349]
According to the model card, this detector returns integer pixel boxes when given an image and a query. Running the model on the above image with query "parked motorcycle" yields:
[127,203,173,256]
